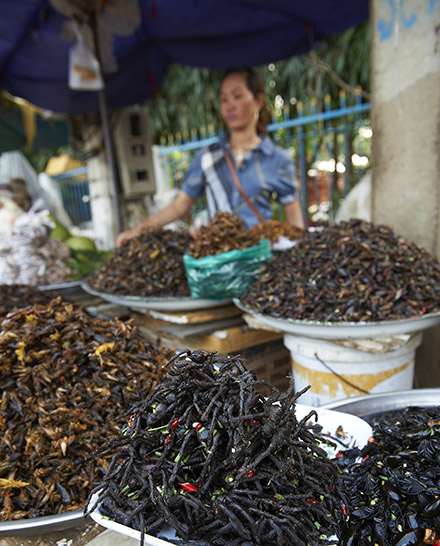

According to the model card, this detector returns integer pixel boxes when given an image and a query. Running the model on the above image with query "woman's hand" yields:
[283,200,305,230]
[116,227,140,247]
[115,191,195,248]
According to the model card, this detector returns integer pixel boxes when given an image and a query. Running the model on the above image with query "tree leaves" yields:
[145,22,370,142]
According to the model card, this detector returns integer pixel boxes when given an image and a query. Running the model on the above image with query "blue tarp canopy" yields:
[0,0,369,115]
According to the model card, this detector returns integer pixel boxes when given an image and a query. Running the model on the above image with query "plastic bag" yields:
[68,23,103,91]
[183,239,272,300]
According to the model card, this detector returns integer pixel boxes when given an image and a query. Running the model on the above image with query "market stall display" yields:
[0,211,73,286]
[81,282,232,312]
[236,219,440,337]
[188,212,261,258]
[184,212,272,299]
[188,213,304,257]
[84,226,234,310]
[234,297,440,339]
[87,227,192,298]
[47,215,111,282]
[89,402,372,545]
[323,391,440,546]
[0,298,174,529]
[248,219,306,247]
[86,349,360,546]
[0,210,107,288]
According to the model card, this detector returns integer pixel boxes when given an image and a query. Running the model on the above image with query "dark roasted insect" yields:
[240,219,440,322]
[88,227,192,297]
[87,350,347,546]
[335,406,440,546]
[0,298,173,520]
[0,284,57,319]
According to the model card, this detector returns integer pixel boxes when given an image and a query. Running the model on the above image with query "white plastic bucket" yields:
[284,333,423,407]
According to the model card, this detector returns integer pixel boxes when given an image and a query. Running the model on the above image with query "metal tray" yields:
[321,388,440,417]
[233,298,440,340]
[38,280,83,294]
[81,282,231,312]
[0,509,90,537]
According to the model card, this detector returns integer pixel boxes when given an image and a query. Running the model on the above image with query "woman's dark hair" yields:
[221,67,270,135]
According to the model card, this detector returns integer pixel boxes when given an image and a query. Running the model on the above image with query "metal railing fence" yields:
[51,166,92,227]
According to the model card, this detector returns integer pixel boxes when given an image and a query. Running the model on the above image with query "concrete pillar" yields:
[79,122,119,250]
[371,0,440,252]
[371,0,440,386]
[86,151,118,250]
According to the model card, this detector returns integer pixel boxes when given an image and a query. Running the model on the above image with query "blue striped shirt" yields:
[181,134,299,228]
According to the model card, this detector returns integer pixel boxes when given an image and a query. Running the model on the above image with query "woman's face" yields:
[219,73,260,132]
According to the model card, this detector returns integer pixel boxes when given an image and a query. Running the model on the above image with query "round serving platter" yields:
[38,280,83,294]
[322,387,440,417]
[81,282,231,312]
[233,298,440,340]
[0,509,89,537]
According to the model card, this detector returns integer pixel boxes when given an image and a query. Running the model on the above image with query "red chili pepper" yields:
[179,482,198,493]
[246,470,254,478]
[195,423,202,432]
[59,376,66,383]
[361,455,370,463]
[341,504,347,516]
[128,414,135,430]
[433,539,440,546]
[306,498,318,503]
[252,419,260,425]
[170,418,179,429]
[335,452,344,458]
[164,434,171,445]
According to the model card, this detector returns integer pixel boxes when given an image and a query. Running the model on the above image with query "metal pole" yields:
[89,9,123,235]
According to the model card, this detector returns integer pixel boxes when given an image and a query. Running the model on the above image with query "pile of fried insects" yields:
[335,406,440,546]
[87,350,348,546]
[0,298,172,519]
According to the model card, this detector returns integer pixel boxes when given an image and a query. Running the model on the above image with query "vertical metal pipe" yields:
[90,9,123,234]
[296,102,308,223]
[340,91,349,198]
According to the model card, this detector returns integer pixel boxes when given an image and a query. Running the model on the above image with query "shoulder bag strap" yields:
[223,150,265,223]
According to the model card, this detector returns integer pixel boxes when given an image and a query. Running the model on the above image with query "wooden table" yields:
[131,304,283,353]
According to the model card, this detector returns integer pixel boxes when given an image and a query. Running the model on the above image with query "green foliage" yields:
[146,22,370,142]
[147,65,224,143]
[67,248,112,279]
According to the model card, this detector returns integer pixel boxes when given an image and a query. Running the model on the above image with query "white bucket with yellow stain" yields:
[284,333,423,407]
